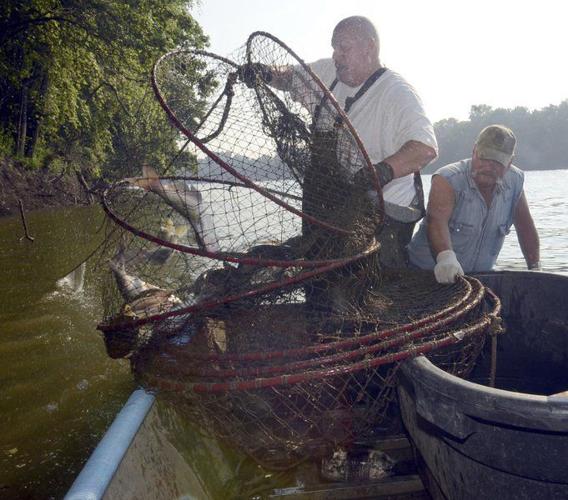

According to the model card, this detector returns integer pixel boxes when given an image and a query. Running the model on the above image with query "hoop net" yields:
[97,32,502,468]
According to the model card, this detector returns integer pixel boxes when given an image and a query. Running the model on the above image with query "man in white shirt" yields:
[240,16,438,266]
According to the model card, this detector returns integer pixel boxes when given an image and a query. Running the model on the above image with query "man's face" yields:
[332,27,373,87]
[471,148,510,189]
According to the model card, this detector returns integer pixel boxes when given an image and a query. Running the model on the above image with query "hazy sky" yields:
[193,0,568,122]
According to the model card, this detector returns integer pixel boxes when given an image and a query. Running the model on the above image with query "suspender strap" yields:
[413,171,426,218]
[343,66,387,113]
[314,67,386,125]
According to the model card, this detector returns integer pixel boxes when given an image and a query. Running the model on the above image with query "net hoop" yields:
[141,277,498,381]
[142,288,499,394]
[97,240,380,332]
[157,279,491,379]
[151,49,357,237]
[101,178,377,268]
[161,275,483,363]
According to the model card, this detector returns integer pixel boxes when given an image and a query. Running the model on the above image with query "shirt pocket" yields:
[449,221,476,254]
[491,224,510,256]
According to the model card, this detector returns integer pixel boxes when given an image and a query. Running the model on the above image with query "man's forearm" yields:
[514,192,540,269]
[383,140,437,179]
[427,216,453,259]
[517,223,540,269]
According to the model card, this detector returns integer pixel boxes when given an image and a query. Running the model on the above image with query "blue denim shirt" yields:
[408,159,524,272]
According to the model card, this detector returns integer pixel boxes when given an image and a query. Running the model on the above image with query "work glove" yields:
[353,161,394,190]
[238,63,273,88]
[434,249,464,284]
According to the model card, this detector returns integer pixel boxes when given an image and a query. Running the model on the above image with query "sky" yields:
[193,0,568,123]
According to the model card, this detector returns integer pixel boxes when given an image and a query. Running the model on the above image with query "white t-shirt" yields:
[307,58,438,207]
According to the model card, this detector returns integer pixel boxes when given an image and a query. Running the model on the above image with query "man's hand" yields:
[353,161,394,190]
[238,63,273,88]
[434,249,464,284]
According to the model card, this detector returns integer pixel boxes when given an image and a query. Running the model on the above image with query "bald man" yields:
[310,16,437,266]
[241,16,438,266]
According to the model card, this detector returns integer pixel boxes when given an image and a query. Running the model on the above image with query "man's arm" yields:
[266,66,295,91]
[383,140,437,179]
[426,175,455,255]
[426,174,464,284]
[513,191,540,269]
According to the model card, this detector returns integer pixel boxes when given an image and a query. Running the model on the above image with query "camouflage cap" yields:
[475,125,516,167]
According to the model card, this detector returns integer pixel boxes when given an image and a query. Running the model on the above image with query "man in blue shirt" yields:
[408,125,540,283]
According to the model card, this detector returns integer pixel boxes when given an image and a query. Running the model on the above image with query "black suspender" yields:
[325,67,425,218]
[335,66,387,113]
[314,67,387,128]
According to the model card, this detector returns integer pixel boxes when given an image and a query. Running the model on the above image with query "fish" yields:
[320,447,394,482]
[235,242,300,287]
[55,262,86,292]
[126,165,219,253]
[109,251,162,303]
[105,251,189,358]
[191,266,235,301]
[124,218,187,266]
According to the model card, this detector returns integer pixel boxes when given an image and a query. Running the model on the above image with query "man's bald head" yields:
[331,16,381,86]
[333,16,380,52]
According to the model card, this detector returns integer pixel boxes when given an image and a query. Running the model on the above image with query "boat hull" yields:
[398,271,568,500]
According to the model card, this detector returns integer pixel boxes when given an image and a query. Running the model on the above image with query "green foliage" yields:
[428,101,568,172]
[0,128,15,156]
[0,0,209,179]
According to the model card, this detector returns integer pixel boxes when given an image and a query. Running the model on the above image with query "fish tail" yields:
[141,164,163,193]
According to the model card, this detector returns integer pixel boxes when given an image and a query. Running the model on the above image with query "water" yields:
[0,170,566,498]
[0,206,133,499]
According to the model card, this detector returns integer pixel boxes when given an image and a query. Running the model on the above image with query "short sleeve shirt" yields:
[309,58,438,206]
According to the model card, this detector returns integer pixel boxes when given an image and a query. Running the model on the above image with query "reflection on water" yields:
[1,170,567,498]
[0,206,133,499]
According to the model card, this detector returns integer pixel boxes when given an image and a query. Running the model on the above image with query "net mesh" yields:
[96,32,502,468]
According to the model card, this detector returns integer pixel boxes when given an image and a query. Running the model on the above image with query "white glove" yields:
[434,250,464,284]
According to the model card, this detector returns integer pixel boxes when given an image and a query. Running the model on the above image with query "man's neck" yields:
[349,62,382,87]
[363,62,383,82]
[476,183,495,206]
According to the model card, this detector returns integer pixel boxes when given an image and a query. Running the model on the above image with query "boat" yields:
[398,270,568,500]
[63,388,427,499]
[65,271,568,499]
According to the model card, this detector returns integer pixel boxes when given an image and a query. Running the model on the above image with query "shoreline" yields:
[0,158,94,218]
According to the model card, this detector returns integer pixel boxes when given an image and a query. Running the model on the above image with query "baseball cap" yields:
[475,125,516,167]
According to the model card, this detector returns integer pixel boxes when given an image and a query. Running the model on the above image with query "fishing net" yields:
[97,32,502,468]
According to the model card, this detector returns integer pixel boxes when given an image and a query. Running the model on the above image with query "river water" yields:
[0,169,566,498]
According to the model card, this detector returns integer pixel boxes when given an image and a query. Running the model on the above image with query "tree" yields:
[0,0,209,178]
[428,100,568,172]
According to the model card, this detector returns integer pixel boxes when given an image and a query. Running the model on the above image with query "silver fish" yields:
[127,165,219,253]
[105,252,189,358]
[56,262,86,292]
[124,218,187,266]
[109,253,161,303]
